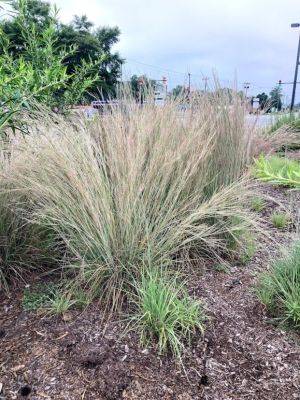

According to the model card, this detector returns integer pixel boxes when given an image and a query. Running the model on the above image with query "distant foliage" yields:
[129,74,161,102]
[255,85,283,113]
[171,85,188,98]
[269,86,282,112]
[256,92,269,111]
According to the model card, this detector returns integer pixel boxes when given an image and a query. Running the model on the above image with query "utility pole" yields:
[188,73,191,95]
[202,77,209,92]
[290,23,300,111]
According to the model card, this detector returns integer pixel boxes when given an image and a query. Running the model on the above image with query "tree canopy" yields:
[171,85,187,98]
[256,92,269,110]
[269,86,282,111]
[129,75,161,102]
[256,86,283,112]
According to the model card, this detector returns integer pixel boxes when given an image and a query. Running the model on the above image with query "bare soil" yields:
[1,183,300,400]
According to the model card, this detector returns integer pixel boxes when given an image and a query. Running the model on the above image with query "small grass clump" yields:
[256,242,300,328]
[46,291,76,314]
[22,282,87,314]
[225,216,256,264]
[213,262,230,273]
[270,212,290,229]
[253,155,300,188]
[239,233,256,264]
[130,268,205,358]
[250,196,266,212]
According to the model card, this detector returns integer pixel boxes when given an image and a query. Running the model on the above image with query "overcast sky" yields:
[49,0,300,103]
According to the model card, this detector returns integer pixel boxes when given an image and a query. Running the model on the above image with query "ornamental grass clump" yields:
[129,267,205,358]
[256,242,300,328]
[1,90,258,307]
[0,141,57,290]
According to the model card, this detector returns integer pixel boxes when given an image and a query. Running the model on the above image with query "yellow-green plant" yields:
[254,155,300,188]
[267,113,300,135]
[129,268,205,358]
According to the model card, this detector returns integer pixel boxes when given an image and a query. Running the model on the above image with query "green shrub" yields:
[226,216,249,251]
[256,242,300,327]
[253,155,300,188]
[0,0,98,134]
[250,196,266,212]
[70,287,91,309]
[22,282,61,311]
[130,268,205,358]
[46,291,76,314]
[225,216,256,264]
[270,212,290,229]
[291,117,300,131]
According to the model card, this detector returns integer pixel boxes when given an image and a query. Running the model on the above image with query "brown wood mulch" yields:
[1,183,300,400]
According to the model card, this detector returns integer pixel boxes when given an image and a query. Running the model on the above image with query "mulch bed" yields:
[1,183,300,400]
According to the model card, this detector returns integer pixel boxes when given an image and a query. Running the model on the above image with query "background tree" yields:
[57,20,123,97]
[72,15,93,32]
[129,74,159,102]
[171,85,186,98]
[269,86,282,112]
[256,92,269,110]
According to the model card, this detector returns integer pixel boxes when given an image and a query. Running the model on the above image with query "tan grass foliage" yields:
[1,91,259,304]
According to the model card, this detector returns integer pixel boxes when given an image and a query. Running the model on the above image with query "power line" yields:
[125,58,281,93]
[125,58,187,76]
[125,58,210,80]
